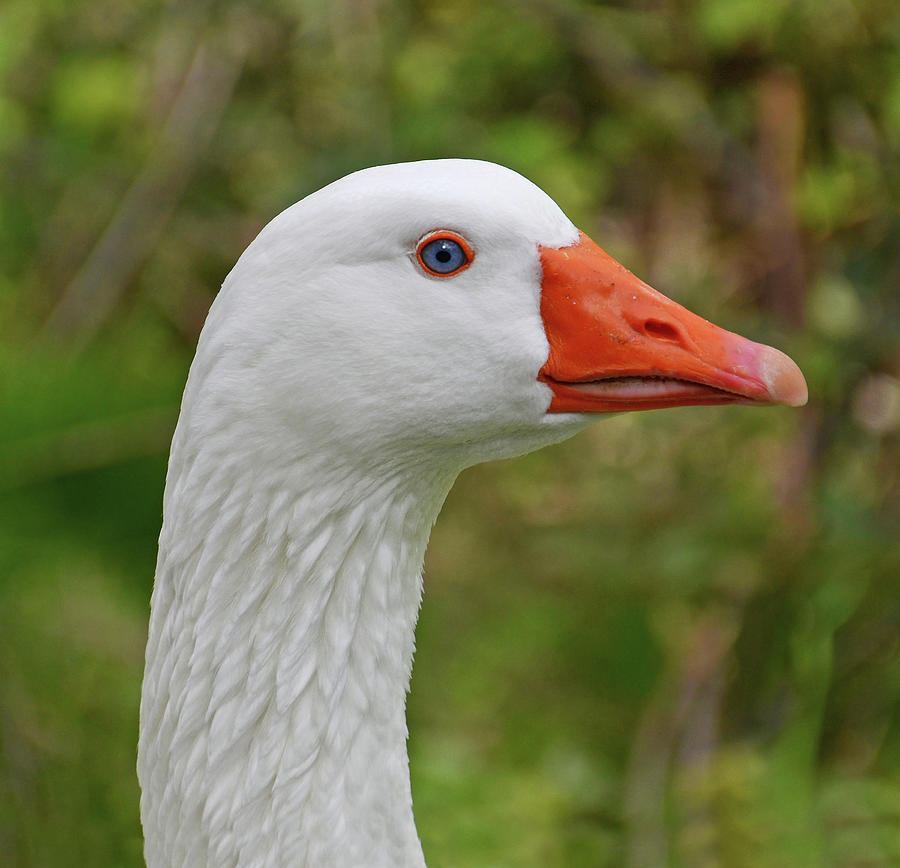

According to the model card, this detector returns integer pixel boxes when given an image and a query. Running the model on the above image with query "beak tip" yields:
[760,345,808,408]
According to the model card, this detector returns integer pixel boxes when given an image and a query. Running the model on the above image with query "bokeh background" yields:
[1,0,898,865]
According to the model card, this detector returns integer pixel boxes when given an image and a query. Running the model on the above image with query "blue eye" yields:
[416,232,473,276]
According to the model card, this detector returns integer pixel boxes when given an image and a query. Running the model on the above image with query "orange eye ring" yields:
[415,230,475,277]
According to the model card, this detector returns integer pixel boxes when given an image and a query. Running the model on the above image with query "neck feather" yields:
[139,444,454,867]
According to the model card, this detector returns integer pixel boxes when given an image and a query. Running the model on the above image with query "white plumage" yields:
[138,159,805,867]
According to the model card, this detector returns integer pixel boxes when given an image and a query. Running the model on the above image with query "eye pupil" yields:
[436,249,451,263]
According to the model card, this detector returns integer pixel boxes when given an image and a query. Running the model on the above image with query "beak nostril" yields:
[643,318,682,343]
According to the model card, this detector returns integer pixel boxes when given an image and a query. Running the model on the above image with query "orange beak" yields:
[539,232,807,413]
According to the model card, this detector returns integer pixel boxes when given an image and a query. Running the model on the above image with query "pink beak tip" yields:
[760,345,808,407]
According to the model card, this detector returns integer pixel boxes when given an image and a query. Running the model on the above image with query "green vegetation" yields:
[1,1,898,865]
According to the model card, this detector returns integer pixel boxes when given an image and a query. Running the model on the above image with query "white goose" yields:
[138,159,807,867]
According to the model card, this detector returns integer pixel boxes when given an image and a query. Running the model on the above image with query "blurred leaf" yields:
[52,54,140,134]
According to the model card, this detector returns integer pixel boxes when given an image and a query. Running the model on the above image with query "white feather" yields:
[139,159,594,867]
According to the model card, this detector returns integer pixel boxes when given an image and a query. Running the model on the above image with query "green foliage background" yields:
[1,0,898,865]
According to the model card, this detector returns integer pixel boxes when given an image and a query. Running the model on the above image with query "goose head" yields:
[182,158,806,481]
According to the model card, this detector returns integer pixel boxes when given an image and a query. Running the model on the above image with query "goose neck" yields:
[139,460,454,867]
